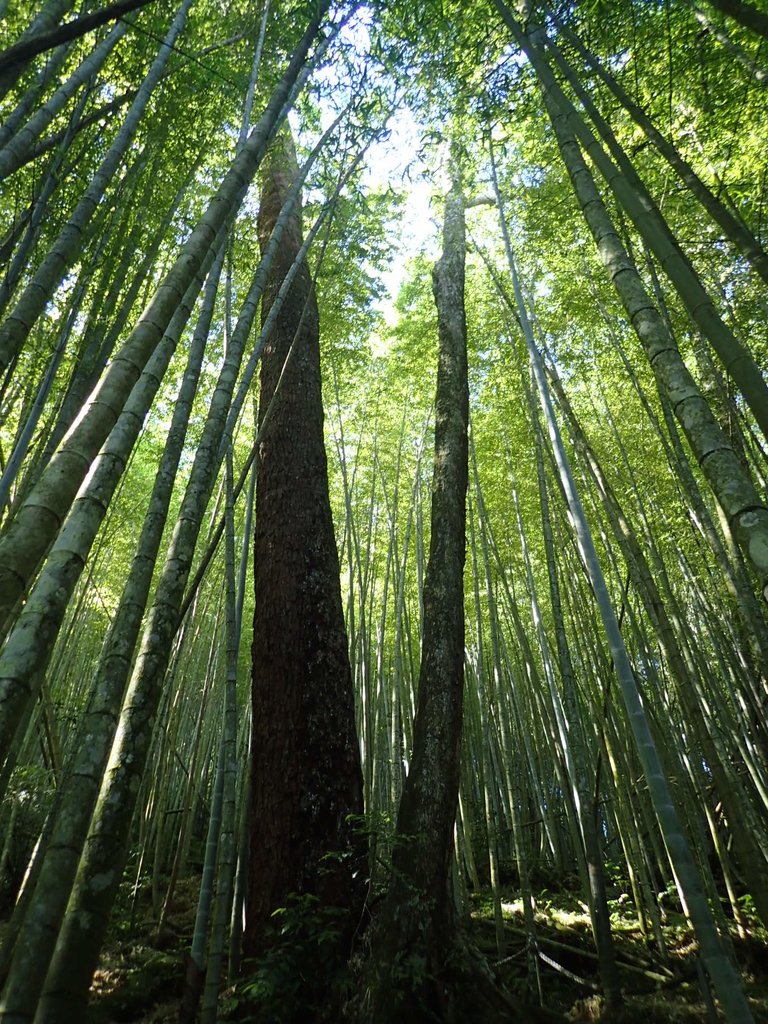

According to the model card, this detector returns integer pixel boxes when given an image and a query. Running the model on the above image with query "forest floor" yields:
[80,878,768,1023]
[470,889,768,1022]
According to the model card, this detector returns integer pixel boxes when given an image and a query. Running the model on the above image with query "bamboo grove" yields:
[0,0,767,1021]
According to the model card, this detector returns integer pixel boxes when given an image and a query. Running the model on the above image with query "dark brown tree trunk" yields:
[385,166,469,960]
[245,128,364,1010]
[389,169,469,944]
[362,164,510,1024]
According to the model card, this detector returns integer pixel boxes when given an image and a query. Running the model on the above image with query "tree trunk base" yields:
[352,928,562,1024]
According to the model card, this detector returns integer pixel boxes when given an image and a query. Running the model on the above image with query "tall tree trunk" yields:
[244,126,364,1015]
[363,159,511,1024]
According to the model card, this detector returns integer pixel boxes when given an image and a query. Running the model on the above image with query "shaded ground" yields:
[85,876,199,1024]
[81,878,768,1022]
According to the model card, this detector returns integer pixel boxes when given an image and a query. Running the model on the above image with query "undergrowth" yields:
[84,876,768,1022]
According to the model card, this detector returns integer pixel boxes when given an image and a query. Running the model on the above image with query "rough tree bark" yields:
[361,160,524,1024]
[245,127,364,1014]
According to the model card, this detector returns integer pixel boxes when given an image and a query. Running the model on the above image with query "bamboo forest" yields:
[2,0,768,1021]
